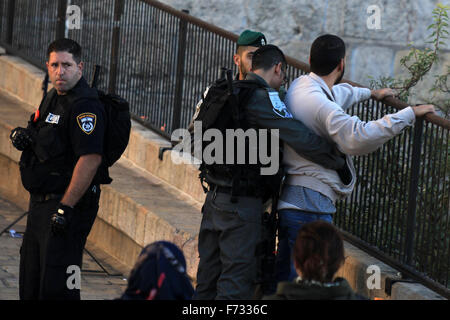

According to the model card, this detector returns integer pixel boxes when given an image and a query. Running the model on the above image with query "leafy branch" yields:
[369,3,449,117]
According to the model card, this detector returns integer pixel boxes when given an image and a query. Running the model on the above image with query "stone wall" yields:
[159,0,450,104]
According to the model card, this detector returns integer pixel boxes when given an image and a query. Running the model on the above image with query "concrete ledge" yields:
[91,158,201,278]
[336,242,446,300]
[123,121,206,205]
[0,55,46,113]
[0,90,32,210]
[0,154,29,211]
[337,242,400,300]
[391,282,446,300]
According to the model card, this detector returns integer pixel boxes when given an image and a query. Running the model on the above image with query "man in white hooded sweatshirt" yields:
[275,34,436,282]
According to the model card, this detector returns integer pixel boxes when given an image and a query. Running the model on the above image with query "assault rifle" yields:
[91,65,101,89]
[254,171,284,297]
[256,198,279,296]
[42,71,49,101]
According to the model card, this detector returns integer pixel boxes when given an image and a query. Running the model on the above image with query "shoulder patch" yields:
[77,113,97,135]
[268,91,293,119]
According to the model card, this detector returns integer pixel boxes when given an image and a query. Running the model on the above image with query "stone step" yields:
[92,157,202,278]
[0,195,129,300]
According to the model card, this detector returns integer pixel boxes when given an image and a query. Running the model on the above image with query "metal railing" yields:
[0,0,449,298]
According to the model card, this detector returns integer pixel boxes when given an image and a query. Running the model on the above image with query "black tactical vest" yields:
[196,79,284,201]
[19,78,100,194]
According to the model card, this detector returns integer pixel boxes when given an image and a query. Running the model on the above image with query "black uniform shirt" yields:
[40,78,106,163]
[66,95,105,158]
[23,77,109,192]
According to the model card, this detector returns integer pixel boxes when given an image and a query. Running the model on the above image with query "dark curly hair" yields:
[293,221,345,283]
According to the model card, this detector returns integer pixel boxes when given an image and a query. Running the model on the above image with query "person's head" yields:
[293,221,345,283]
[46,38,83,95]
[234,30,267,80]
[251,44,287,90]
[120,241,194,300]
[309,34,346,85]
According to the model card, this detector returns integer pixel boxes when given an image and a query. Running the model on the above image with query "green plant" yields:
[369,3,450,117]
[429,65,450,117]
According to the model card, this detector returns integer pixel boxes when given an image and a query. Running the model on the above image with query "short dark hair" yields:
[309,34,345,76]
[251,44,286,72]
[293,221,345,283]
[47,38,82,63]
[236,45,251,55]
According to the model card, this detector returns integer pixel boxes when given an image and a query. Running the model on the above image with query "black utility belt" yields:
[30,184,99,204]
[214,185,262,198]
[31,193,64,202]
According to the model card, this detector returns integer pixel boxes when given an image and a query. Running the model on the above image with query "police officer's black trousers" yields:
[19,186,100,300]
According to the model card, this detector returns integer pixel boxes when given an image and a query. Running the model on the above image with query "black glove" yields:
[331,145,352,185]
[50,203,75,236]
[10,127,33,151]
[337,160,352,185]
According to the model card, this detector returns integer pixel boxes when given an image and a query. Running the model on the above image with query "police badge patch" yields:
[268,92,293,119]
[76,113,97,134]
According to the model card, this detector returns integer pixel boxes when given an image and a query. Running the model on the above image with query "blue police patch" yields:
[268,92,293,119]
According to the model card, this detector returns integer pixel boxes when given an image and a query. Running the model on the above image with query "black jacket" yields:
[263,277,366,300]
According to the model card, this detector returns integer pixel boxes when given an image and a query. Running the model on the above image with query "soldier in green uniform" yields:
[188,30,267,132]
[194,44,347,300]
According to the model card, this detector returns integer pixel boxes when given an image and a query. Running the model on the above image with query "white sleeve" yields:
[321,102,416,155]
[332,83,371,110]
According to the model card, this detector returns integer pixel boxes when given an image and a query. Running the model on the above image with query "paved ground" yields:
[0,197,128,300]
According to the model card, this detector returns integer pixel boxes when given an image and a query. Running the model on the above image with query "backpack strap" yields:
[30,88,56,126]
[226,70,241,129]
[40,89,56,117]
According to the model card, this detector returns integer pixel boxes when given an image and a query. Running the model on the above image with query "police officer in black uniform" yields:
[10,38,109,300]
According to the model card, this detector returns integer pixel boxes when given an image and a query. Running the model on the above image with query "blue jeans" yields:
[275,209,333,283]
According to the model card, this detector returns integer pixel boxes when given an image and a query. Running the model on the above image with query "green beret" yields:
[237,30,267,47]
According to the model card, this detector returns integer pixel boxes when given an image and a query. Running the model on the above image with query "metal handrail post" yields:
[5,0,15,44]
[171,9,189,133]
[404,118,424,266]
[56,0,68,40]
[108,0,124,95]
